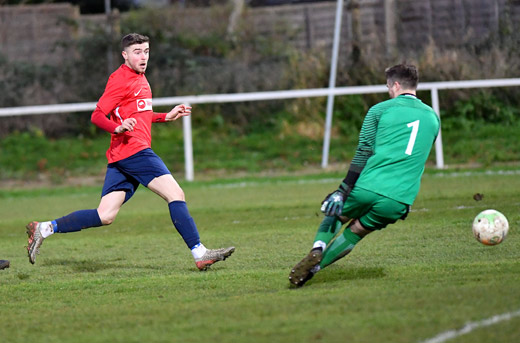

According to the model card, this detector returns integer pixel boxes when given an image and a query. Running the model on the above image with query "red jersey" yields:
[91,64,166,163]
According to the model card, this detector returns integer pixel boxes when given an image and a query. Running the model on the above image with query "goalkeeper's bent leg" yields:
[319,227,362,268]
[313,216,344,250]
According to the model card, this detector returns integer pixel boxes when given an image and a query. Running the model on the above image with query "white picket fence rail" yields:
[1,78,520,181]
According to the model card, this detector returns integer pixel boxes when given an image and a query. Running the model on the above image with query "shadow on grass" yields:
[42,258,163,273]
[308,266,386,286]
[43,259,112,273]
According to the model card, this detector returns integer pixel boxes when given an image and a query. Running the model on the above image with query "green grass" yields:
[1,171,520,343]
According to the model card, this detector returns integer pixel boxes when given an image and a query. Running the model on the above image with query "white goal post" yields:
[1,78,520,181]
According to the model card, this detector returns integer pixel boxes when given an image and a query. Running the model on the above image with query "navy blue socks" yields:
[51,203,201,251]
[54,209,103,233]
[168,201,201,249]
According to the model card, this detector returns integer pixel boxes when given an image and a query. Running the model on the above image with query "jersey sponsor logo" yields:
[134,88,143,96]
[136,99,152,111]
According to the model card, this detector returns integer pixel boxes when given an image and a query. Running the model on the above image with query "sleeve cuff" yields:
[152,112,167,122]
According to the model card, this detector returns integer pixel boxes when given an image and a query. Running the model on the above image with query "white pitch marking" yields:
[420,309,520,343]
[431,169,520,178]
[208,178,338,189]
[455,205,476,210]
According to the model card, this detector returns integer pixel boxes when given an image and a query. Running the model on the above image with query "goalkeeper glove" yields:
[321,188,349,217]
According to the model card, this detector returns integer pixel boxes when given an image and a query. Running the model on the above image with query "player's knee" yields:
[173,188,185,201]
[338,215,349,224]
[148,175,185,202]
[166,185,185,202]
[100,217,114,225]
[350,220,372,237]
[97,211,117,225]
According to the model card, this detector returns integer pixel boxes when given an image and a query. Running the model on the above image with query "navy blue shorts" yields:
[101,148,171,203]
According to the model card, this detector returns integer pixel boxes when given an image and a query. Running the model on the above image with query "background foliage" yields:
[1,3,520,179]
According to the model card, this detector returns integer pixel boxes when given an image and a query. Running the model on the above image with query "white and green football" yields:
[472,209,509,246]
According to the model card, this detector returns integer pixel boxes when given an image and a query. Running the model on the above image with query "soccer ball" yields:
[472,209,509,245]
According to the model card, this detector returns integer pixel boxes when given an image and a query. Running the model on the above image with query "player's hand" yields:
[166,104,192,121]
[115,118,137,134]
[320,190,347,216]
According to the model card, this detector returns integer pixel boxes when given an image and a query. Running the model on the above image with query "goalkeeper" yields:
[289,64,440,287]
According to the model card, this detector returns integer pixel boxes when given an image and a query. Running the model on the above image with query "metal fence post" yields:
[430,87,445,169]
[183,107,194,181]
[321,0,344,169]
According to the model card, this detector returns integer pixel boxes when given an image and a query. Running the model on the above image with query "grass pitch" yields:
[1,170,519,343]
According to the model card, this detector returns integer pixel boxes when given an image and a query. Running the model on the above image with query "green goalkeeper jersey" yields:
[352,94,440,205]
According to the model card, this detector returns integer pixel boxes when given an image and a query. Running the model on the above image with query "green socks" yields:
[313,216,343,246]
[312,216,364,269]
[320,227,362,268]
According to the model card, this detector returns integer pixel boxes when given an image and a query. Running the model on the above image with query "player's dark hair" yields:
[121,33,150,50]
[385,64,418,90]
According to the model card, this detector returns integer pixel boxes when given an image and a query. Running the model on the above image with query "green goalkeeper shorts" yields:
[342,187,409,230]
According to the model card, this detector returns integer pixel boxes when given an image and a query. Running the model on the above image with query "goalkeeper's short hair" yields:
[385,64,418,90]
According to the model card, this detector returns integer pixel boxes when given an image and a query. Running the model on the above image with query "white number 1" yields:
[405,120,420,155]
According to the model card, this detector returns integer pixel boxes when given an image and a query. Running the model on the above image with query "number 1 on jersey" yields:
[405,120,420,155]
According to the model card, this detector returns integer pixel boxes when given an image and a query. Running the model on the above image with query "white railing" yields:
[1,78,520,181]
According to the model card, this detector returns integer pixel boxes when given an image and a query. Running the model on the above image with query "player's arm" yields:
[92,76,137,134]
[151,105,191,123]
[164,104,192,121]
[91,106,118,133]
[152,112,167,123]
[337,117,378,193]
[321,108,379,216]
[91,106,136,134]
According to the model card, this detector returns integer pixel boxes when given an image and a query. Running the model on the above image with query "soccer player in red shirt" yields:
[26,33,234,271]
